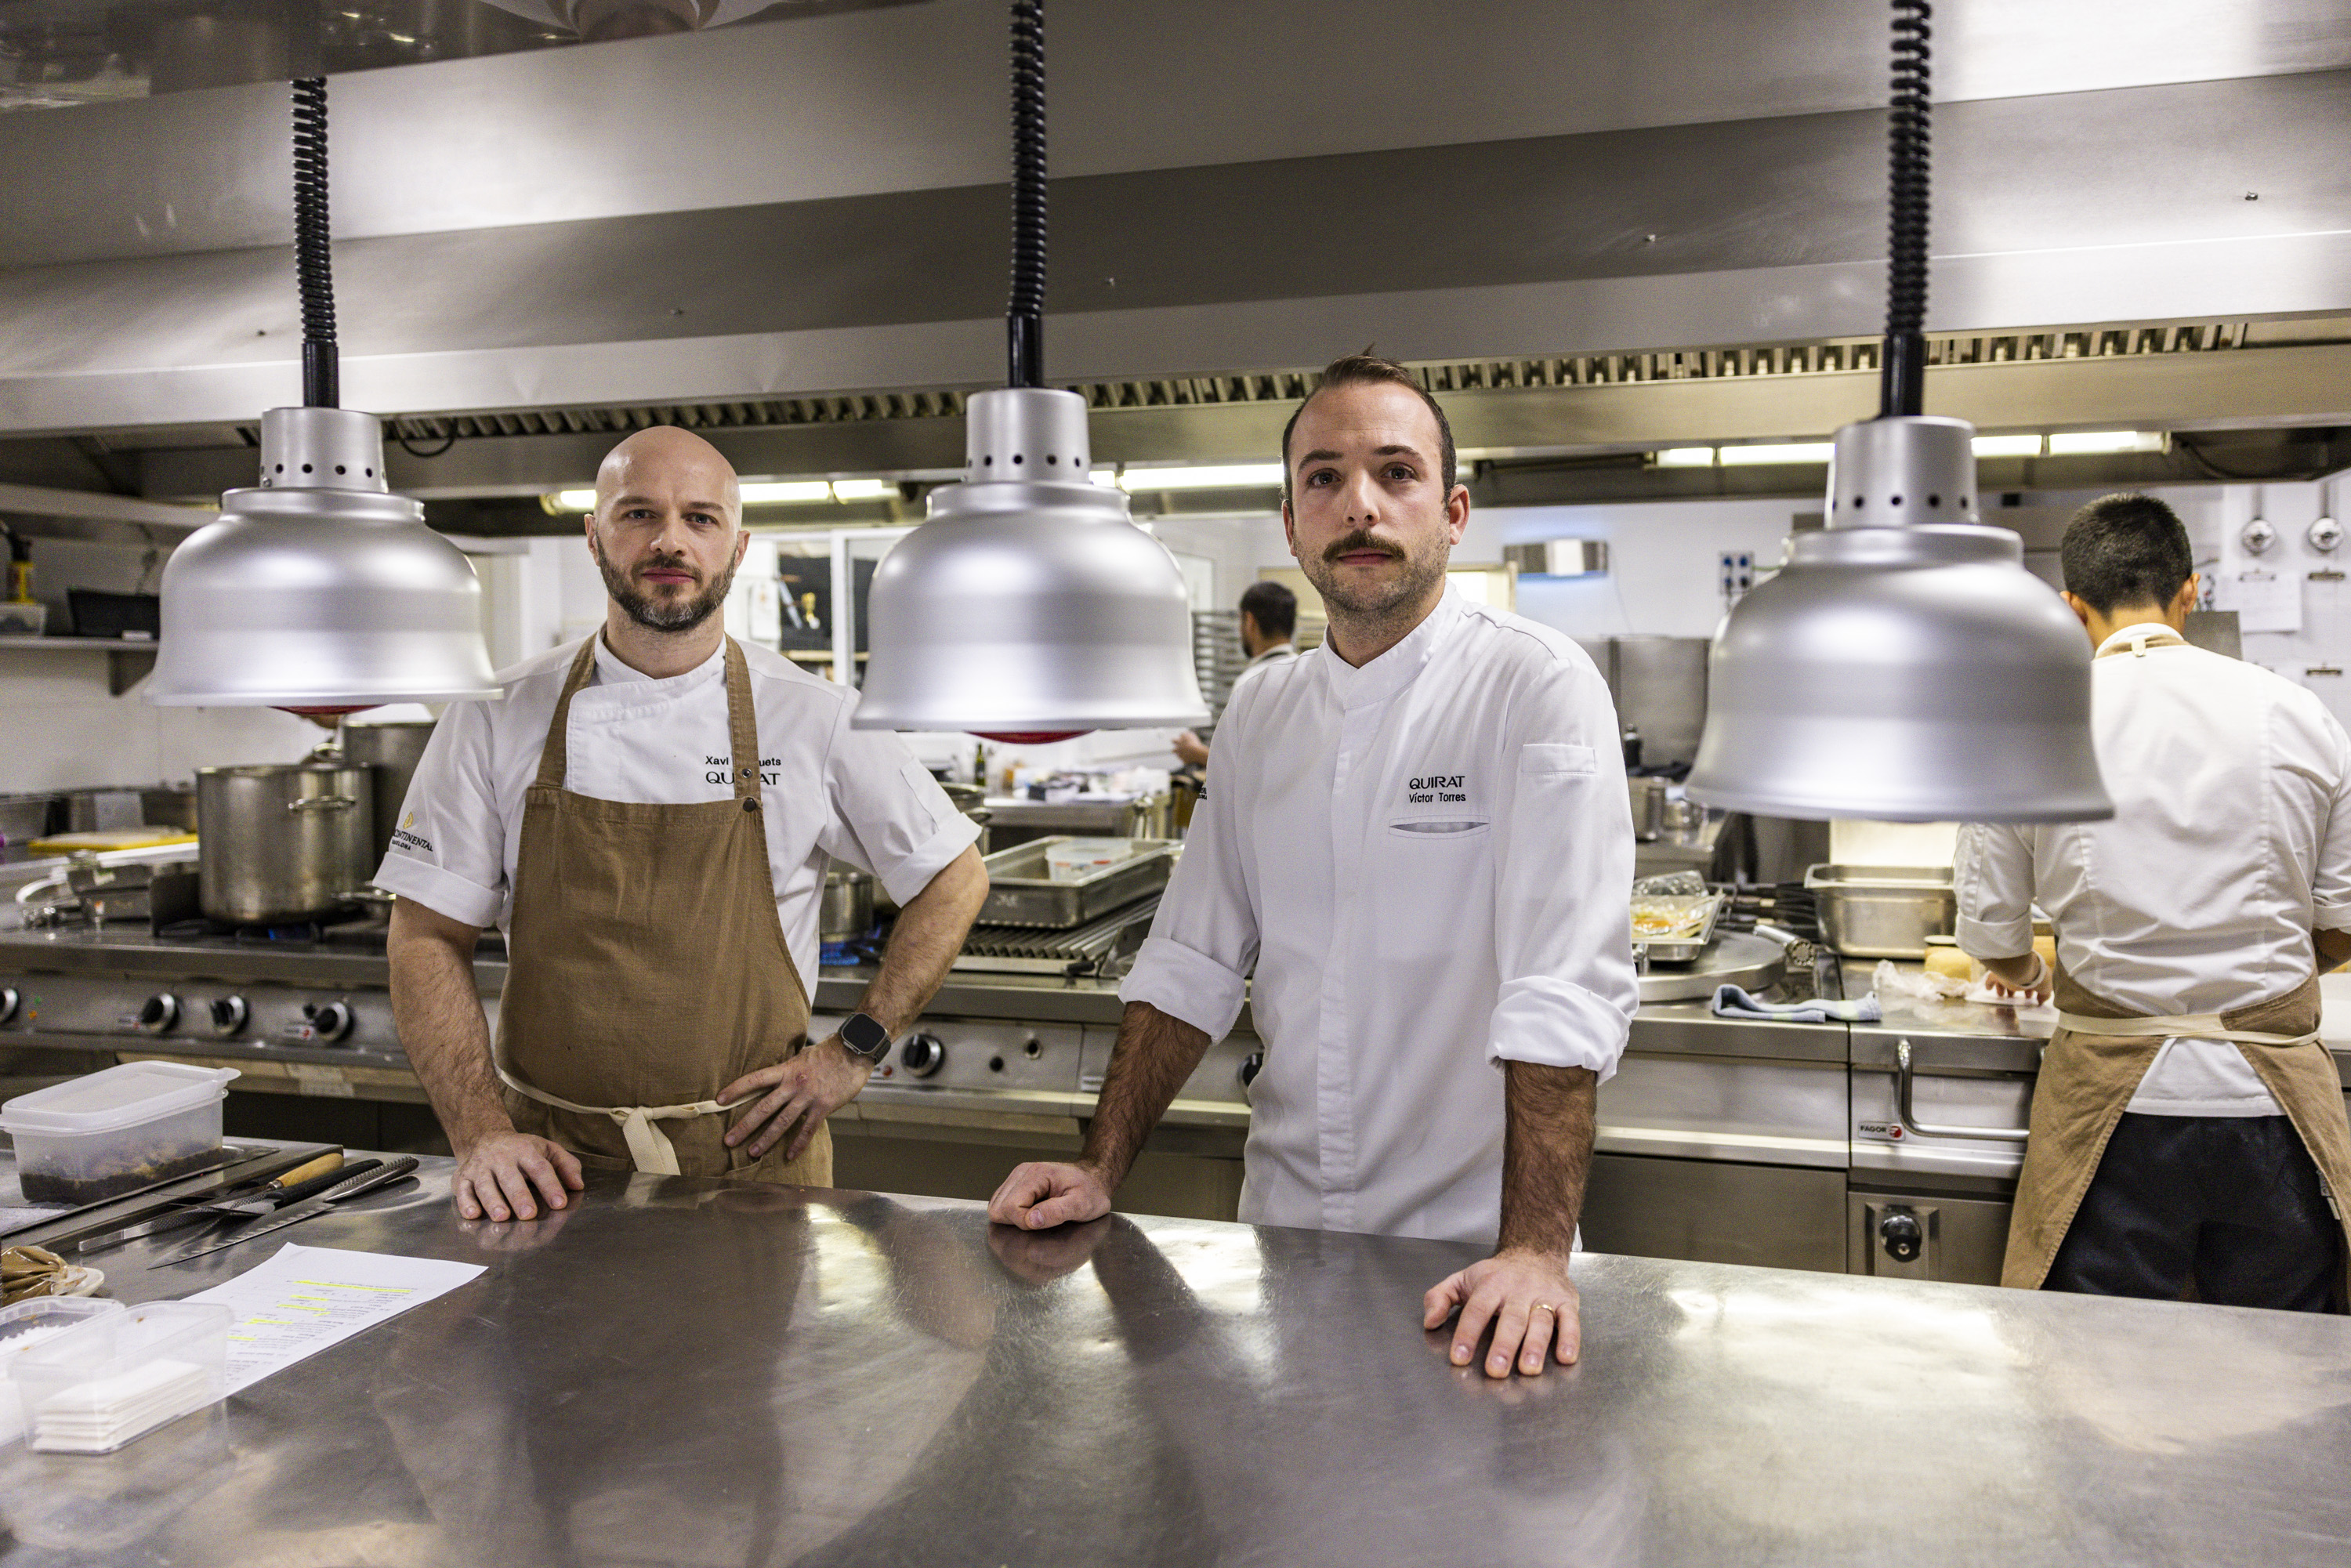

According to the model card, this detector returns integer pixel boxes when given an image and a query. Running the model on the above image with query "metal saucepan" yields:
[821,869,876,944]
[196,763,375,925]
[337,719,437,866]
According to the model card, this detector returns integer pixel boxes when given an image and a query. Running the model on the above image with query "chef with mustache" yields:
[381,426,988,1221]
[990,355,1639,1377]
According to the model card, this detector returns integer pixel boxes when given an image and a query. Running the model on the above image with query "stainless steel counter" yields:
[5,1156,2346,1567]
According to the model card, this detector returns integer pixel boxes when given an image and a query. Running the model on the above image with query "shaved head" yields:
[587,426,748,636]
[596,425,741,521]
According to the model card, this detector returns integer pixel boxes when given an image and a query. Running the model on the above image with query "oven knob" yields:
[134,994,179,1035]
[208,997,249,1037]
[302,1001,355,1044]
[899,1033,945,1078]
[1239,1051,1262,1088]
[1880,1211,1924,1265]
[0,987,16,1025]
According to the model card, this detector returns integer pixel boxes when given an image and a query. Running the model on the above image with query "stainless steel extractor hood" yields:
[0,0,2346,505]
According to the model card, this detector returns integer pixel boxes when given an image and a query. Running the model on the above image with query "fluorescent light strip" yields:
[1654,447,1715,469]
[1970,434,2042,458]
[739,480,835,505]
[1717,442,1835,466]
[552,487,596,512]
[1117,463,1286,491]
[828,478,896,501]
[2047,430,2162,455]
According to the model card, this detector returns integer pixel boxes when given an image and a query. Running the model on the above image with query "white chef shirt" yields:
[1957,623,2351,1116]
[374,635,980,988]
[1121,590,1639,1245]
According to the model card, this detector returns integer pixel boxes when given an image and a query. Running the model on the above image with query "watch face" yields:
[842,1013,892,1060]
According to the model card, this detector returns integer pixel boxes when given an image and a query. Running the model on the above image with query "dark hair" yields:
[1280,353,1458,506]
[1237,580,1296,640]
[2059,494,2196,614]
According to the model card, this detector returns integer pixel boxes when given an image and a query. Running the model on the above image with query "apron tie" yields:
[2052,1011,2319,1048]
[495,1065,753,1177]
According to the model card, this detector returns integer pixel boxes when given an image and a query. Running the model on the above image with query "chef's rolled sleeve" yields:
[1954,821,2037,957]
[817,711,982,907]
[372,697,509,929]
[1121,712,1262,1042]
[1484,672,1639,1081]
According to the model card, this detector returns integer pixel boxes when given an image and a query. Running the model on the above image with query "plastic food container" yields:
[0,1298,125,1446]
[1045,838,1135,882]
[0,1063,239,1205]
[12,1302,231,1454]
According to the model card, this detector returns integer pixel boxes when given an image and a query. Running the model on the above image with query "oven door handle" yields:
[1894,1040,2031,1143]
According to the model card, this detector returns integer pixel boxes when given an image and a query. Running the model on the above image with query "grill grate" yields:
[955,896,1161,975]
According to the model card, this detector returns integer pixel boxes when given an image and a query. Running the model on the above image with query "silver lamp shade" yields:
[1686,415,2112,823]
[149,407,500,710]
[853,388,1210,737]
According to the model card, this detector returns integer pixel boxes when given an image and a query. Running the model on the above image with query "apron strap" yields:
[722,638,761,803]
[532,637,605,791]
[2054,1010,2319,1048]
[495,1063,753,1178]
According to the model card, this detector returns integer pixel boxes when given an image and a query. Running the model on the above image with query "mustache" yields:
[1323,530,1404,563]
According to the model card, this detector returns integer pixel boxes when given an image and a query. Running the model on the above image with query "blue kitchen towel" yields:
[1711,984,1882,1024]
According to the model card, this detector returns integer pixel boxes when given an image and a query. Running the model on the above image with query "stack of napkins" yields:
[29,1358,212,1453]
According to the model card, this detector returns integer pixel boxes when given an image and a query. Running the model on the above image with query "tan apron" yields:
[2000,625,2351,1291]
[491,635,831,1185]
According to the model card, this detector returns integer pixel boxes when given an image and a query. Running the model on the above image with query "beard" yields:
[1299,527,1448,619]
[594,537,738,633]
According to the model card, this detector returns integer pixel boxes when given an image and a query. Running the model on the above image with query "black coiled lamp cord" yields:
[1880,0,1930,418]
[1005,0,1047,389]
[292,75,339,409]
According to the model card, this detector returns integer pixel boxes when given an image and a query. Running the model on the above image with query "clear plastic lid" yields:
[0,1063,239,1137]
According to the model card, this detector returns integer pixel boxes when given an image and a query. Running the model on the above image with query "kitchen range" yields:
[16,859,2335,1286]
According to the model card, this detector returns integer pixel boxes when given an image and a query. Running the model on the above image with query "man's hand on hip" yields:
[1422,1246,1581,1378]
[453,1130,585,1222]
[987,1160,1114,1230]
[722,1037,872,1161]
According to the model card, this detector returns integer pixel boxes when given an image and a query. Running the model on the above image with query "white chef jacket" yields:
[375,635,980,988]
[1121,590,1639,1245]
[1957,623,2351,1116]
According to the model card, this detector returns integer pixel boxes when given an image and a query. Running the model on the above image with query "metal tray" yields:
[1630,892,1723,963]
[977,837,1178,930]
[1802,864,1956,958]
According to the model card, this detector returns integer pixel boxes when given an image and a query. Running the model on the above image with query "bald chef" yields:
[382,428,989,1222]
[991,354,1639,1377]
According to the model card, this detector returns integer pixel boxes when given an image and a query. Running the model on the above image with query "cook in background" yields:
[382,427,988,1222]
[1172,581,1299,769]
[1958,493,2351,1310]
[989,354,1639,1377]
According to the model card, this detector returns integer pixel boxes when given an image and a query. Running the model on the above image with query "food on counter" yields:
[0,1061,239,1210]
[2,1245,69,1303]
[1631,896,1714,940]
[17,1149,221,1207]
[1923,945,1975,982]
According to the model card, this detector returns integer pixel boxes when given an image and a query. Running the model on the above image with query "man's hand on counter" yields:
[454,1130,585,1222]
[1423,1248,1581,1378]
[987,1160,1115,1230]
[722,1037,874,1161]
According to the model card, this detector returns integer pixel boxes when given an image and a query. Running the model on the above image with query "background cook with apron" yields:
[382,427,989,1222]
[1957,493,2351,1311]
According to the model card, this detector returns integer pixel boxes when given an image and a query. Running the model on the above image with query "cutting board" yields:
[24,829,197,855]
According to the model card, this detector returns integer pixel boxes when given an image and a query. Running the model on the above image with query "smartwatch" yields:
[839,1012,894,1064]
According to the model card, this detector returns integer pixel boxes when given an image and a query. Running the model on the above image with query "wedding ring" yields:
[1532,1302,1556,1316]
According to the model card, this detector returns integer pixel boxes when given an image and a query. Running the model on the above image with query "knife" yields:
[70,1161,377,1255]
[150,1157,421,1267]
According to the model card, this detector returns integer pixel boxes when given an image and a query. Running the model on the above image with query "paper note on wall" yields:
[2212,570,2302,635]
